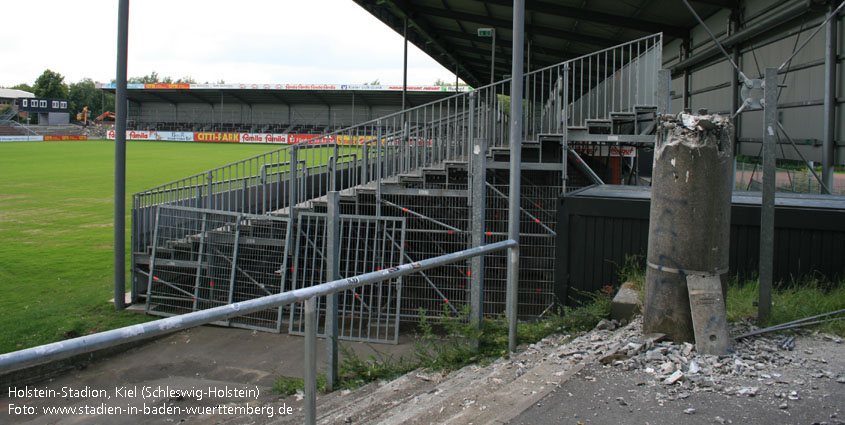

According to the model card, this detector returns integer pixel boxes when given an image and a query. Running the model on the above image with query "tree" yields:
[128,71,162,84]
[128,72,197,85]
[69,78,103,118]
[33,69,69,99]
[10,83,34,93]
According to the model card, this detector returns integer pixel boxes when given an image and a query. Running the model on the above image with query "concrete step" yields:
[633,104,657,113]
[585,119,612,135]
[354,320,642,424]
[314,371,443,424]
[175,322,641,425]
[610,111,636,120]
[567,125,588,135]
[370,357,530,424]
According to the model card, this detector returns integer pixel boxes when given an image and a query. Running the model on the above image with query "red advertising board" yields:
[145,84,191,89]
[106,130,156,140]
[241,133,288,144]
[288,134,334,144]
[193,132,241,143]
[43,135,87,141]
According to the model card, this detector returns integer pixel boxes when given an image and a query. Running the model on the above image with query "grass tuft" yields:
[271,292,612,396]
[727,277,845,335]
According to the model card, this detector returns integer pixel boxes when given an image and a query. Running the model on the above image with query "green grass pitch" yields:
[0,139,292,354]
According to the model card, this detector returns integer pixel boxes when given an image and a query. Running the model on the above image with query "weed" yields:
[620,256,845,336]
[728,277,845,335]
[414,293,611,373]
[337,344,415,389]
[274,290,615,396]
[617,254,646,290]
[272,374,327,397]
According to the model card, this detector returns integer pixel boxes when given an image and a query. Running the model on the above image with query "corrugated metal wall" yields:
[555,186,845,305]
[662,0,844,164]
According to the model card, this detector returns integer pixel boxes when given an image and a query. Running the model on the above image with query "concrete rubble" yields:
[189,316,843,424]
[586,317,844,425]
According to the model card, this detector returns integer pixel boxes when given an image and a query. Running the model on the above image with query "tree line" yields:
[3,70,202,123]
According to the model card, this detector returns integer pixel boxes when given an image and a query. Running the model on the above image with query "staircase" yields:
[131,34,664,334]
[178,318,642,425]
[0,106,38,137]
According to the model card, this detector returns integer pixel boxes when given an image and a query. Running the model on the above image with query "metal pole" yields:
[470,134,486,349]
[402,18,408,111]
[682,40,691,111]
[507,0,524,353]
[731,44,740,189]
[759,68,778,323]
[527,39,531,74]
[289,146,298,218]
[376,121,383,218]
[325,191,340,391]
[114,0,129,311]
[823,4,837,194]
[491,28,496,85]
[304,296,317,425]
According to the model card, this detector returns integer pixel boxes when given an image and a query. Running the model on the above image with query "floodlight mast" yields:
[114,0,129,310]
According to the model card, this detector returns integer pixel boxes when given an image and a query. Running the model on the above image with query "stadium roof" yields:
[0,88,34,99]
[352,0,738,87]
[97,83,468,108]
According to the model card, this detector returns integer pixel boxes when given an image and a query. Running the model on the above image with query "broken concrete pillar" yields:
[643,112,733,344]
[611,282,642,323]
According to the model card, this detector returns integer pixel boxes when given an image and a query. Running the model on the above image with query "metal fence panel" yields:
[289,213,406,343]
[145,206,290,332]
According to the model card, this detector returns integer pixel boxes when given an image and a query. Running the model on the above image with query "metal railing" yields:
[0,239,517,424]
[0,106,41,137]
[735,161,845,195]
[560,34,662,129]
[132,33,662,251]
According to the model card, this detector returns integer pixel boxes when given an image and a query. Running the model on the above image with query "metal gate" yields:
[289,213,406,343]
[145,206,291,332]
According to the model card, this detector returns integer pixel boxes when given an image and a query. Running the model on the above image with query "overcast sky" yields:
[1,0,460,88]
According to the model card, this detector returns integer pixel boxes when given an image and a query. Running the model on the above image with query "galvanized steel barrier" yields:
[131,33,662,319]
[132,33,662,229]
[0,239,517,425]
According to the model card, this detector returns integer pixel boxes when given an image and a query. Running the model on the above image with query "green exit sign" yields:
[477,28,494,37]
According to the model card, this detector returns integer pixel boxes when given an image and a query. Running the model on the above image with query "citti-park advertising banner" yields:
[105,131,352,144]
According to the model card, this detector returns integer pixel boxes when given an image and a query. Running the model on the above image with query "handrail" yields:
[0,239,516,374]
[131,33,662,289]
[134,33,663,201]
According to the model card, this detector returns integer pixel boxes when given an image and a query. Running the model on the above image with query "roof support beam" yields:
[267,92,289,106]
[356,0,484,87]
[411,5,626,48]
[308,92,332,106]
[178,90,215,106]
[223,91,252,106]
[480,0,687,38]
[143,91,178,105]
[691,0,739,8]
[437,29,580,62]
